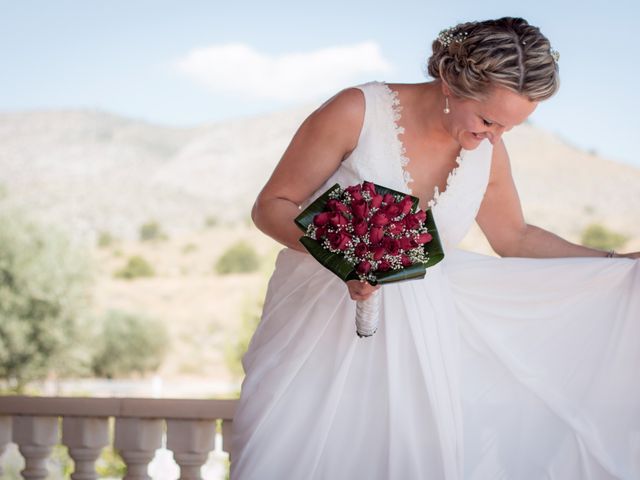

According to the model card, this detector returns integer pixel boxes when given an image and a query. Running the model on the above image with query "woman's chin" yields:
[461,132,485,149]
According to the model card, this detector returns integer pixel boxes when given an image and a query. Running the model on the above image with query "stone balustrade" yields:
[0,396,238,480]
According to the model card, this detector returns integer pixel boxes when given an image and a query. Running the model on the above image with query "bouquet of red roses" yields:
[294,180,444,337]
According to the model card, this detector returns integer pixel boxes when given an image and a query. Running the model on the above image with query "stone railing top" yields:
[0,396,237,420]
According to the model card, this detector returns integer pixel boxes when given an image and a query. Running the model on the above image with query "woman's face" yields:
[444,84,539,148]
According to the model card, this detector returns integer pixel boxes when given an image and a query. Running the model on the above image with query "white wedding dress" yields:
[230,80,640,479]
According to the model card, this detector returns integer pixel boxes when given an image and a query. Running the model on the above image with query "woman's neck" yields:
[413,81,460,151]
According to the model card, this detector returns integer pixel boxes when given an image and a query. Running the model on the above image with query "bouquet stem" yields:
[355,289,381,337]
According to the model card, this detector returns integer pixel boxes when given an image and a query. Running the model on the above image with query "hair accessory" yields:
[438,28,469,47]
[549,48,560,62]
[443,96,450,114]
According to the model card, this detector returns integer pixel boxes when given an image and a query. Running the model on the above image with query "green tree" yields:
[214,241,260,275]
[0,208,94,392]
[581,223,629,250]
[224,293,263,381]
[91,309,169,379]
[114,255,155,279]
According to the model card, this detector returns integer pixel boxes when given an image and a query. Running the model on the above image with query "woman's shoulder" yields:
[306,85,370,157]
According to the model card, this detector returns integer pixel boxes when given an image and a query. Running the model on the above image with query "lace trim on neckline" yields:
[379,81,466,209]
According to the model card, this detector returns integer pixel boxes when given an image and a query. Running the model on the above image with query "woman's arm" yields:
[476,139,640,259]
[251,87,365,253]
[253,86,382,301]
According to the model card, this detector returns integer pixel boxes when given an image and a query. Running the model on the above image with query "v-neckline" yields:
[381,81,467,210]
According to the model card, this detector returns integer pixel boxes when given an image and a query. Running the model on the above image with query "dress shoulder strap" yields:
[349,80,379,146]
[343,80,409,193]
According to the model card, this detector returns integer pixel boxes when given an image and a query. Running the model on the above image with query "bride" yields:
[231,16,640,479]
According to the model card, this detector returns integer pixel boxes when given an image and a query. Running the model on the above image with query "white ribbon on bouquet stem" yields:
[355,288,381,337]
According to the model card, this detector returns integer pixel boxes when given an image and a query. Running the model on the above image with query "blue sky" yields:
[2,0,639,167]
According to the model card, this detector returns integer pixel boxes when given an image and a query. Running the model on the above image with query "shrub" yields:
[139,220,168,242]
[97,230,115,248]
[580,223,628,250]
[214,241,260,275]
[182,242,198,254]
[114,255,155,279]
[91,309,169,379]
[224,294,263,380]
[204,215,218,228]
[96,445,126,478]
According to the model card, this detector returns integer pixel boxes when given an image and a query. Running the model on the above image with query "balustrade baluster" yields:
[62,416,110,480]
[221,419,233,462]
[166,418,216,480]
[115,417,163,480]
[0,416,12,476]
[13,415,58,480]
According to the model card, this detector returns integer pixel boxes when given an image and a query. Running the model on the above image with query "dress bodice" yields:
[299,80,494,253]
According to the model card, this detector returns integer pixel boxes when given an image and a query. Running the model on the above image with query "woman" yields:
[230,17,640,479]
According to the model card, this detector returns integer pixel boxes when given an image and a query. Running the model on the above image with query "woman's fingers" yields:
[346,280,381,301]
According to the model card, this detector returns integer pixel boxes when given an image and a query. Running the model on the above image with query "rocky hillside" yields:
[0,107,638,250]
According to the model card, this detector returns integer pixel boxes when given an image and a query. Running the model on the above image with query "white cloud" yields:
[173,41,393,102]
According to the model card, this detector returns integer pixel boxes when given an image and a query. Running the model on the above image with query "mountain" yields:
[0,107,638,250]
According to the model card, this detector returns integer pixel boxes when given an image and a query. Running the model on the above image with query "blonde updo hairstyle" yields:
[427,17,560,102]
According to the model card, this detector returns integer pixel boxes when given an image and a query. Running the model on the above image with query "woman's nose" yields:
[489,126,507,144]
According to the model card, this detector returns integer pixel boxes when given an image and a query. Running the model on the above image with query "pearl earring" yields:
[443,96,450,114]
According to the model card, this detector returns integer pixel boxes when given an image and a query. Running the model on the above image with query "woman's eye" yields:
[482,118,494,126]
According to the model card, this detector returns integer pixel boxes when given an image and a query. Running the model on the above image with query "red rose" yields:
[382,193,395,204]
[401,254,413,267]
[400,196,413,215]
[352,216,368,237]
[416,232,433,244]
[389,221,405,235]
[377,259,391,271]
[345,184,363,202]
[370,226,384,244]
[351,198,370,218]
[354,242,368,258]
[414,210,427,222]
[362,181,377,195]
[314,211,331,227]
[328,231,352,250]
[404,214,420,230]
[356,260,371,275]
[384,203,401,218]
[372,245,386,260]
[329,212,348,227]
[398,236,413,250]
[327,199,350,214]
[383,237,400,256]
[371,212,390,226]
[315,226,327,239]
[370,194,383,208]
